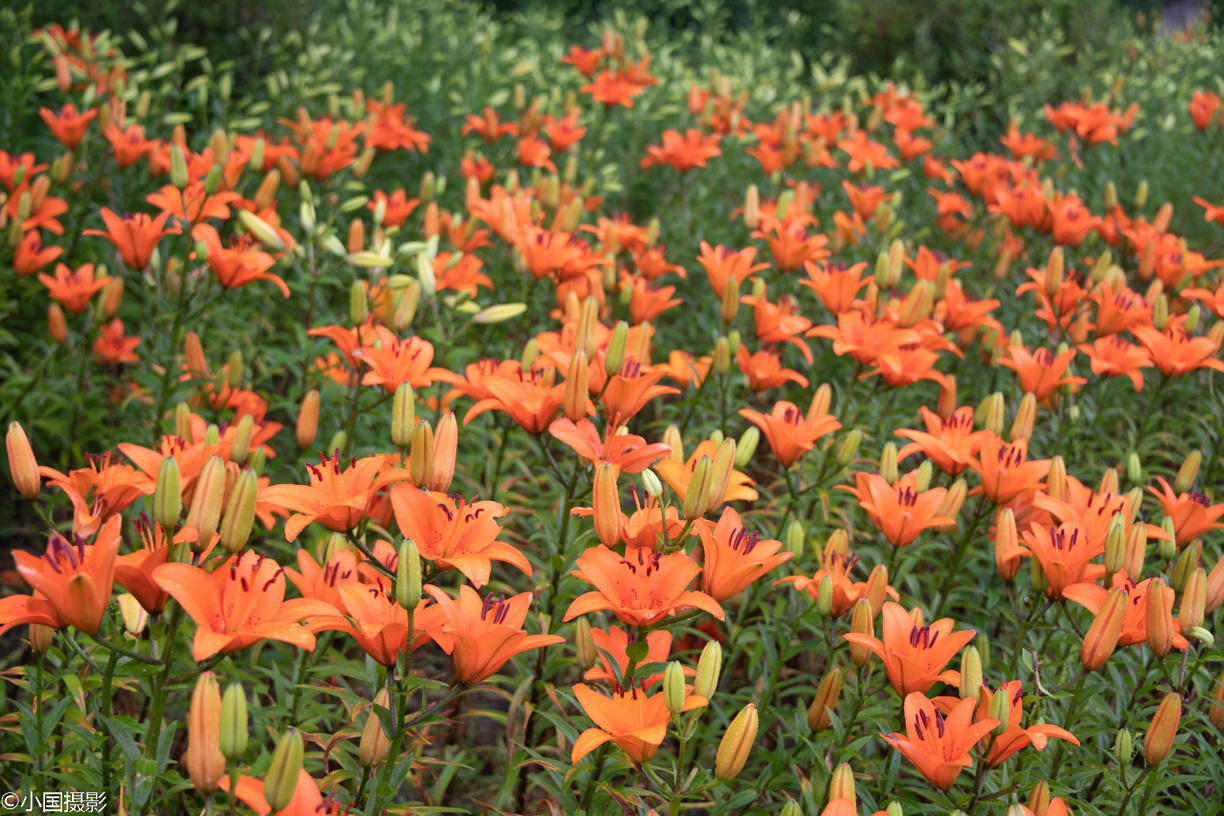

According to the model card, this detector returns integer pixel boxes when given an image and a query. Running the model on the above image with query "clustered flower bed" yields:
[1,7,1223,815]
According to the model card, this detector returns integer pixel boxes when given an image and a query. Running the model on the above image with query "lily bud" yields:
[849,599,873,665]
[807,666,843,731]
[683,456,713,519]
[979,392,1005,435]
[1178,567,1206,635]
[296,390,320,450]
[937,478,968,520]
[575,296,599,359]
[219,469,258,554]
[1152,292,1168,330]
[835,428,862,467]
[47,303,67,344]
[1043,247,1064,300]
[326,430,347,459]
[593,463,621,548]
[359,688,392,768]
[604,321,628,378]
[184,671,225,792]
[348,280,369,325]
[410,421,435,488]
[913,460,933,492]
[1104,513,1126,579]
[959,647,983,701]
[743,184,760,229]
[707,438,736,508]
[564,350,590,423]
[715,703,758,781]
[219,682,248,761]
[1210,671,1224,729]
[994,507,1021,582]
[1171,542,1199,592]
[1175,450,1202,494]
[878,442,898,485]
[1123,523,1147,580]
[6,422,41,500]
[392,281,422,331]
[1144,577,1174,658]
[237,209,286,252]
[864,565,890,616]
[640,468,663,499]
[784,521,805,557]
[395,538,422,612]
[988,687,1010,735]
[185,455,227,548]
[429,412,458,492]
[720,278,740,323]
[1045,455,1067,502]
[663,425,684,462]
[779,800,801,816]
[1082,585,1127,671]
[695,640,722,699]
[1114,728,1134,766]
[391,384,415,450]
[1010,393,1037,442]
[735,426,759,468]
[573,616,597,671]
[1143,693,1182,766]
[663,661,686,717]
[824,763,855,806]
[1207,553,1224,613]
[169,144,189,189]
[521,338,540,370]
[712,336,731,374]
[937,376,957,420]
[264,729,304,812]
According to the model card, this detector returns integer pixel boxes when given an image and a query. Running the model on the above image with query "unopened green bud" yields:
[712,337,731,374]
[959,647,983,701]
[219,468,258,554]
[174,401,193,439]
[683,456,713,519]
[521,338,540,370]
[203,165,223,196]
[1126,452,1142,484]
[185,455,226,548]
[1185,304,1201,334]
[779,799,802,816]
[988,688,1010,735]
[219,683,248,760]
[153,457,182,531]
[1153,294,1169,331]
[1175,450,1202,494]
[735,426,759,468]
[349,280,369,325]
[391,383,416,450]
[815,575,834,616]
[1104,513,1127,576]
[392,280,422,332]
[1135,179,1149,209]
[263,729,304,812]
[204,423,221,447]
[641,468,663,499]
[396,539,422,610]
[886,803,904,816]
[913,460,933,492]
[605,321,628,378]
[879,442,898,485]
[784,520,805,557]
[573,616,596,670]
[229,414,254,465]
[1160,517,1177,561]
[663,661,685,717]
[695,640,722,699]
[169,144,189,189]
[1114,728,1134,765]
[836,428,862,466]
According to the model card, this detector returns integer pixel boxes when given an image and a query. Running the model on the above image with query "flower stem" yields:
[579,743,610,815]
[144,603,184,763]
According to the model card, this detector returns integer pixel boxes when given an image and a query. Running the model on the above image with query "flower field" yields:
[1,2,1223,814]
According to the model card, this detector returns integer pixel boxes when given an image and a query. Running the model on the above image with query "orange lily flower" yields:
[154,550,340,660]
[147,184,240,226]
[193,223,290,297]
[461,106,520,142]
[663,350,712,389]
[800,260,871,316]
[12,516,120,634]
[113,517,200,613]
[463,366,566,434]
[103,123,156,167]
[572,488,687,551]
[580,70,648,108]
[639,129,722,172]
[564,545,724,627]
[882,692,998,790]
[84,208,174,270]
[284,547,360,611]
[694,506,792,602]
[353,331,442,393]
[261,452,410,541]
[14,231,64,277]
[570,680,706,764]
[741,288,814,364]
[334,580,435,666]
[776,539,898,616]
[1148,477,1224,547]
[969,681,1078,766]
[39,450,152,534]
[844,601,975,696]
[424,584,563,684]
[390,485,530,587]
[1189,90,1222,130]
[1020,520,1105,600]
[1077,336,1152,390]
[738,400,841,467]
[1132,324,1224,377]
[998,346,1085,401]
[584,626,687,688]
[837,129,898,173]
[847,471,955,548]
[696,242,768,298]
[895,406,985,476]
[754,218,830,272]
[808,310,920,367]
[736,345,810,391]
[654,438,758,508]
[548,418,671,475]
[39,103,97,148]
[600,359,681,426]
[39,262,109,314]
[0,592,62,639]
[92,319,141,364]
[968,435,1049,505]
